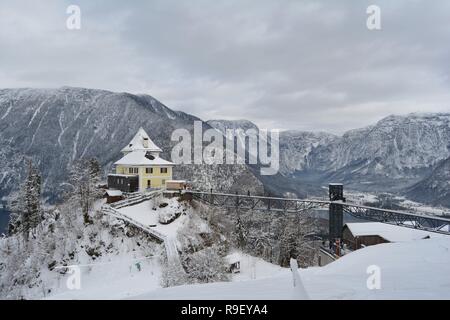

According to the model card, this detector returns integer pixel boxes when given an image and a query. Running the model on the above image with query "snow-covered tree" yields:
[8,161,43,238]
[160,250,188,288]
[234,212,248,249]
[278,212,318,267]
[182,246,229,284]
[68,158,103,224]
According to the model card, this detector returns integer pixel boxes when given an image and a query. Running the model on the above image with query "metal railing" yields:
[186,190,450,235]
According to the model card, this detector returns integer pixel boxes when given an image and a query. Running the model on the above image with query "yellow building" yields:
[108,128,174,192]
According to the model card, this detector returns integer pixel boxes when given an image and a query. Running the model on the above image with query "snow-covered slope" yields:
[132,237,450,300]
[406,156,450,207]
[279,130,336,175]
[306,113,450,190]
[0,200,163,299]
[207,119,258,135]
[207,119,336,176]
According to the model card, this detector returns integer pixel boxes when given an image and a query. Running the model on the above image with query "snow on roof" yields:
[105,189,123,196]
[114,150,174,166]
[225,252,241,264]
[344,222,444,242]
[121,127,163,153]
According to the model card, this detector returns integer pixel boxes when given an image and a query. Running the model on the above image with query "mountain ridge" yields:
[0,87,263,203]
[1,87,449,209]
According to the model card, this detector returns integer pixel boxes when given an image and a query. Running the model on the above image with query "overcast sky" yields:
[0,1,449,133]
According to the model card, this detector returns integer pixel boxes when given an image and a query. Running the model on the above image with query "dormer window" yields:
[145,152,155,160]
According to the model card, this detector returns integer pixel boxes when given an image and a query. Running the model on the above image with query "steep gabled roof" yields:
[114,150,174,166]
[121,127,163,153]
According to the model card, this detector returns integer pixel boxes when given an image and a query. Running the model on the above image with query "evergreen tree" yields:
[8,161,43,238]
[234,213,248,249]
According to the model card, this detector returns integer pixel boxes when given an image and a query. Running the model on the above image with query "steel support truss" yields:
[189,191,329,214]
[186,191,450,236]
[342,203,450,235]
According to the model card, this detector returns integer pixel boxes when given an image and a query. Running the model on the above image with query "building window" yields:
[147,180,151,188]
[129,167,138,174]
[146,168,153,174]
[160,167,168,174]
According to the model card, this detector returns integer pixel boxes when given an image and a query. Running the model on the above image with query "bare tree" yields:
[68,158,102,224]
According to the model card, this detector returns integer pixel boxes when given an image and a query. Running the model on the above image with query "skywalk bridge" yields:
[183,184,450,241]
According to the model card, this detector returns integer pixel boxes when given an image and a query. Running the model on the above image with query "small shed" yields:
[165,180,187,191]
[104,189,124,204]
[225,253,241,274]
[342,222,440,250]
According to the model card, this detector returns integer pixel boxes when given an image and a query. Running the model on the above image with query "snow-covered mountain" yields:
[304,113,450,190]
[206,119,258,135]
[1,87,448,207]
[0,87,263,202]
[279,130,336,175]
[406,156,450,207]
[207,114,450,203]
[206,120,336,176]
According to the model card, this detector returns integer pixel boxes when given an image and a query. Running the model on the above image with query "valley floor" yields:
[345,190,450,217]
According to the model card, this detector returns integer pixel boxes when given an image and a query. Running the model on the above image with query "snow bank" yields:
[131,237,450,300]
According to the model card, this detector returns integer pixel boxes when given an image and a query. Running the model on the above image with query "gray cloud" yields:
[0,0,449,133]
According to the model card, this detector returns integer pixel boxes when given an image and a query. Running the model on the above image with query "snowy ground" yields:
[46,253,162,300]
[227,251,287,282]
[44,196,450,300]
[132,237,450,300]
[117,198,191,241]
